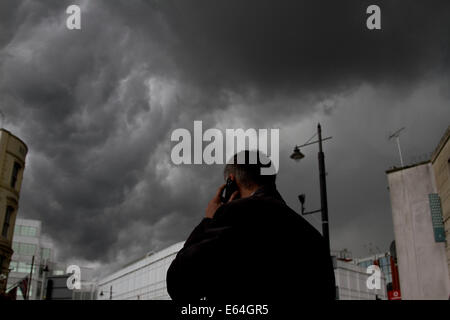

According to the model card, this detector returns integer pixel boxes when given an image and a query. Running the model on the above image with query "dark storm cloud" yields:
[157,0,450,95]
[0,0,449,275]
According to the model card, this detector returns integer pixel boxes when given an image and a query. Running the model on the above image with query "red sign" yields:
[388,290,402,300]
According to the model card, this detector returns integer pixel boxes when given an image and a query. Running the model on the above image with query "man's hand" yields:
[205,184,239,219]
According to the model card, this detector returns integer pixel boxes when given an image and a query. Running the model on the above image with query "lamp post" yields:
[39,262,49,300]
[291,123,332,256]
[27,255,34,300]
[4,260,48,300]
[27,255,50,300]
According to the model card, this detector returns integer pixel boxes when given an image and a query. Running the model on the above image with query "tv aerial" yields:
[388,127,405,167]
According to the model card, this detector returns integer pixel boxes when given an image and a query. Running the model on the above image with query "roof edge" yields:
[385,160,430,174]
[431,125,450,163]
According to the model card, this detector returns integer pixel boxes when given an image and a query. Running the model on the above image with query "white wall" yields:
[387,163,450,299]
[334,259,386,300]
[97,242,184,300]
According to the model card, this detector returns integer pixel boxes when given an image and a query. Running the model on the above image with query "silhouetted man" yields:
[166,150,336,301]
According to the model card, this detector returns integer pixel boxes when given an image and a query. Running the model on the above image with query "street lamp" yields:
[290,146,305,161]
[291,123,332,256]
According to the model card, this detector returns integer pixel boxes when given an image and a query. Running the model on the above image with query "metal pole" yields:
[395,136,404,167]
[27,255,35,300]
[110,285,112,300]
[318,124,331,256]
[40,264,47,300]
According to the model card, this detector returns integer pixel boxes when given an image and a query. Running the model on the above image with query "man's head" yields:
[224,150,276,198]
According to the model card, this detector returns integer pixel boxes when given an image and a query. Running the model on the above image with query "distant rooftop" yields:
[0,127,28,150]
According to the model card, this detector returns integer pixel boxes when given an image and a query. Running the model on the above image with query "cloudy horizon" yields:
[1,0,449,279]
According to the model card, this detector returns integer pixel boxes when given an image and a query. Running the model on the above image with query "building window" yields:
[21,226,36,237]
[27,226,37,237]
[20,243,37,256]
[10,162,22,189]
[41,248,51,260]
[2,206,14,238]
[12,242,37,256]
[17,262,36,274]
[14,225,38,237]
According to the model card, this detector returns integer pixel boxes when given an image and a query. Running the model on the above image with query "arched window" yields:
[2,206,14,238]
[11,161,22,189]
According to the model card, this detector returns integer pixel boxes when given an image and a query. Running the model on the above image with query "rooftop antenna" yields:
[388,127,405,167]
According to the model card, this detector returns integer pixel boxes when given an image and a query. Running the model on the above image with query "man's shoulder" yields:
[214,194,297,225]
[221,194,286,213]
[219,194,323,237]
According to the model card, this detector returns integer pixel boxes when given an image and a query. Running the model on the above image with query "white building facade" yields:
[98,241,387,300]
[7,218,54,300]
[386,162,450,299]
[97,242,184,300]
[334,258,387,300]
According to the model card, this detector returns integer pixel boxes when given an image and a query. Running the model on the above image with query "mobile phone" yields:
[221,178,237,203]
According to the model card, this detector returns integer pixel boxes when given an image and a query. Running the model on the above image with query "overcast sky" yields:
[1,0,449,278]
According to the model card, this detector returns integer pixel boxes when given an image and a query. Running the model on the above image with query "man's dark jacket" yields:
[166,185,336,301]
